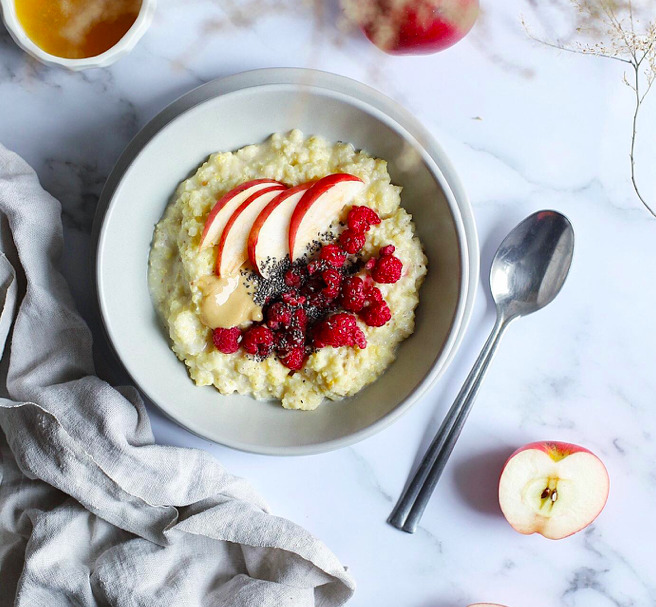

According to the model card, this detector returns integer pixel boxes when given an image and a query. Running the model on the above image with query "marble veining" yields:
[2,0,656,605]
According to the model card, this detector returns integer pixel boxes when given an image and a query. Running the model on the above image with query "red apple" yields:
[498,441,609,540]
[347,0,479,55]
[248,182,314,277]
[215,185,287,277]
[199,179,284,250]
[289,173,364,261]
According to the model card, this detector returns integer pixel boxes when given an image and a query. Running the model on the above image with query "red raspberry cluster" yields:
[212,205,404,371]
[313,313,367,349]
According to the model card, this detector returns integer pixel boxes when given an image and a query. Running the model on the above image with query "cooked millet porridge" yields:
[148,130,427,410]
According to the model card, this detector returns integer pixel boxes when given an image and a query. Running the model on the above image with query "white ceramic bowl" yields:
[94,68,479,455]
[1,0,156,70]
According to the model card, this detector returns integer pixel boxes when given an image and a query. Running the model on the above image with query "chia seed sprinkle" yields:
[243,227,341,307]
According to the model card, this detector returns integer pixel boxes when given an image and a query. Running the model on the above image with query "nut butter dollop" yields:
[197,274,262,329]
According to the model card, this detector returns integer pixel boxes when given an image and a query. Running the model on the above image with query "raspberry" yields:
[360,300,391,327]
[282,290,306,306]
[339,229,366,254]
[322,285,340,300]
[352,326,367,349]
[274,327,305,353]
[339,276,366,312]
[305,291,327,308]
[321,268,343,298]
[313,313,367,349]
[307,261,320,275]
[364,257,376,270]
[347,206,381,233]
[292,307,307,331]
[301,276,325,297]
[365,285,383,303]
[279,346,305,371]
[266,302,292,330]
[242,325,274,357]
[284,267,303,288]
[313,313,355,348]
[319,244,347,268]
[372,254,402,284]
[305,275,322,290]
[379,244,395,257]
[212,327,242,354]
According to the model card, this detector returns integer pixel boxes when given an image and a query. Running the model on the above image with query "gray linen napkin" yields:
[0,143,355,606]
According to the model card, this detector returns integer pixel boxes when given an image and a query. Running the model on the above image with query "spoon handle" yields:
[388,313,509,533]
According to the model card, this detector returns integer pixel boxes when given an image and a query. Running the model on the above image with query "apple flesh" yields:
[467,604,509,607]
[289,173,364,261]
[215,185,287,277]
[199,179,283,250]
[248,182,314,277]
[348,0,479,55]
[498,441,609,540]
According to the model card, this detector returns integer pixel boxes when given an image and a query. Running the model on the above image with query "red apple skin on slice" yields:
[199,179,283,250]
[248,182,314,277]
[215,185,287,277]
[288,173,365,261]
[498,441,610,540]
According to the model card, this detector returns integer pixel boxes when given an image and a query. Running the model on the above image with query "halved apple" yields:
[248,182,314,277]
[288,173,365,261]
[199,179,284,250]
[215,185,288,277]
[498,441,610,540]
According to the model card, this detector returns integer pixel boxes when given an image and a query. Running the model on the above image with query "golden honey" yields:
[15,0,142,59]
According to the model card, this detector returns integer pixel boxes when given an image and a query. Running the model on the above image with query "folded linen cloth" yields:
[0,143,355,606]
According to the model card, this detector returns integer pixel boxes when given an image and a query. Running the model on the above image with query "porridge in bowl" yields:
[148,130,427,410]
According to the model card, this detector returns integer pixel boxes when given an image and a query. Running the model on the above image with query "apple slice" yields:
[467,604,509,607]
[216,185,288,277]
[289,173,364,261]
[248,182,314,277]
[199,179,284,250]
[498,441,609,540]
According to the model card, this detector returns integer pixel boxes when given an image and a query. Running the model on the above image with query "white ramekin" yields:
[0,0,156,70]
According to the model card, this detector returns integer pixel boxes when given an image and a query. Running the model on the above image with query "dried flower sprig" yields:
[525,0,656,218]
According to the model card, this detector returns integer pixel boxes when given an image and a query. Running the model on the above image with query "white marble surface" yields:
[2,1,656,605]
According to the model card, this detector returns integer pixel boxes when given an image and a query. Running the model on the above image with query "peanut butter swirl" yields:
[197,274,262,329]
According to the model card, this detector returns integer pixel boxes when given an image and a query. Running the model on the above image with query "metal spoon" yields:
[389,210,575,533]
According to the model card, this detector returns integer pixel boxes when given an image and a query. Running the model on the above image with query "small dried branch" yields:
[525,0,656,217]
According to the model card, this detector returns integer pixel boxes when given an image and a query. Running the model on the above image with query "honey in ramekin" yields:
[15,0,142,59]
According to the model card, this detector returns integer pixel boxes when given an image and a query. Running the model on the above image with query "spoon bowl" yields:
[491,210,575,320]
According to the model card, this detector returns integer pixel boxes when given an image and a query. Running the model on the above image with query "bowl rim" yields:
[93,68,480,456]
[0,0,156,70]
